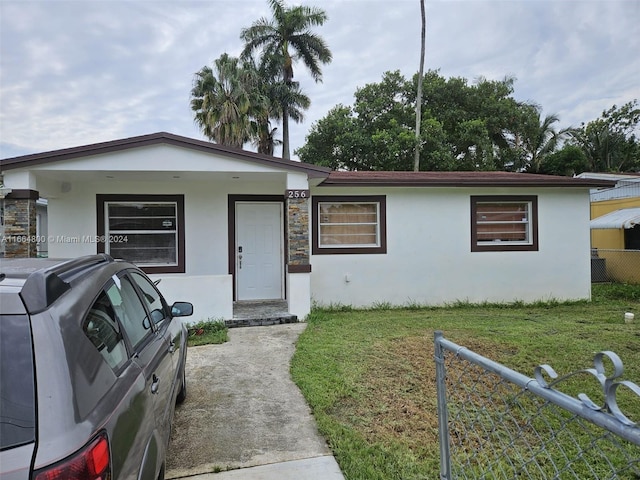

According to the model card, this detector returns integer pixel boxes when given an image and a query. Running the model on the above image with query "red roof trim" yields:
[320,171,615,188]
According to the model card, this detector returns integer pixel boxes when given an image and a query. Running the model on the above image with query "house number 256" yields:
[285,190,309,199]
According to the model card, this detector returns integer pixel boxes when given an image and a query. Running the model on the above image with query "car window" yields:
[106,276,153,350]
[83,290,128,371]
[0,314,36,450]
[129,272,169,327]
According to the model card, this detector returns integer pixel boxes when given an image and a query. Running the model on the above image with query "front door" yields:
[236,202,284,300]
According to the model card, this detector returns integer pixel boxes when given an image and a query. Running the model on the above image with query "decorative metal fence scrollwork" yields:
[434,331,640,480]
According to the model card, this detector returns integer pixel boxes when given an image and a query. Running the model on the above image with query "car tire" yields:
[176,365,186,404]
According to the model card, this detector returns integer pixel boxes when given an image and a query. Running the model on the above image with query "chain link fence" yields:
[434,331,640,480]
[592,249,640,284]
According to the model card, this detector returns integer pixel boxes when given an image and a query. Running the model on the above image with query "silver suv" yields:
[0,254,192,480]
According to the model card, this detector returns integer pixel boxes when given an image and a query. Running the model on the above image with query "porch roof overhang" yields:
[590,208,640,230]
[0,131,332,180]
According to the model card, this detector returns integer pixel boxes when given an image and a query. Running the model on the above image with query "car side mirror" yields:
[150,309,165,324]
[171,302,193,317]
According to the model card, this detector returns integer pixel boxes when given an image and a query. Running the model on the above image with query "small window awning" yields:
[590,208,640,229]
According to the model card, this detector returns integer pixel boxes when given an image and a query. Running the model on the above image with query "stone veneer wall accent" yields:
[2,190,39,258]
[286,197,311,272]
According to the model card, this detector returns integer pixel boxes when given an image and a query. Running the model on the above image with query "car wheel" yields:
[176,365,186,404]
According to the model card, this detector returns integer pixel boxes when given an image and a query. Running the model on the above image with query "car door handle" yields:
[151,374,160,394]
[169,341,176,354]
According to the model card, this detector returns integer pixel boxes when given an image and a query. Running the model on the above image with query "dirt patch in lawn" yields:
[332,335,501,455]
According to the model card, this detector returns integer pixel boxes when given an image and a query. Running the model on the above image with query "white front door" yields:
[236,202,284,300]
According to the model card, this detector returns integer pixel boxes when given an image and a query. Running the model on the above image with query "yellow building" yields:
[579,173,640,283]
[591,199,640,249]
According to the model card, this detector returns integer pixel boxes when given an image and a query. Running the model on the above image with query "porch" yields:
[227,300,298,328]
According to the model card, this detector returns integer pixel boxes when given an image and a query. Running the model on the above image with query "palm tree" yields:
[570,121,636,172]
[520,108,567,173]
[241,0,332,159]
[190,54,265,148]
[253,79,310,155]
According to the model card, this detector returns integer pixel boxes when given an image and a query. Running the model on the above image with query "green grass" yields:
[291,284,640,480]
[186,319,228,346]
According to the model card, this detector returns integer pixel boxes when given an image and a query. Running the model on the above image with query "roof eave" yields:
[0,132,332,178]
[318,179,616,188]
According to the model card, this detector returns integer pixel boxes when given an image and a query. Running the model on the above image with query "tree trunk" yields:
[414,0,426,171]
[282,104,290,159]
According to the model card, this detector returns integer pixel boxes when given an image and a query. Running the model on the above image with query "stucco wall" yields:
[309,186,592,307]
[43,176,290,319]
[3,143,594,315]
[3,143,307,320]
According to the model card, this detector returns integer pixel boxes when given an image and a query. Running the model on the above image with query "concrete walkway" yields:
[166,323,344,480]
[176,456,344,479]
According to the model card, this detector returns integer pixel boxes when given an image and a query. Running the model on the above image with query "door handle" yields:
[151,374,160,394]
[169,341,176,354]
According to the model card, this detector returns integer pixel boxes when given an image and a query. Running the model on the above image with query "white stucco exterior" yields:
[309,186,592,308]
[2,142,312,320]
[28,174,247,320]
[1,133,602,321]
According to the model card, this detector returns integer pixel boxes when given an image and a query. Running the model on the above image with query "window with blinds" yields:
[471,196,538,252]
[312,196,387,254]
[97,194,185,273]
[319,202,379,247]
[106,202,178,265]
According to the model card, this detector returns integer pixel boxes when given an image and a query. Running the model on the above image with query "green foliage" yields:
[369,301,393,310]
[252,74,310,155]
[293,105,360,170]
[539,144,590,176]
[191,52,311,156]
[191,0,331,158]
[240,0,332,159]
[297,68,639,174]
[312,302,354,312]
[297,70,541,171]
[568,99,640,172]
[592,282,640,302]
[190,54,263,148]
[518,108,568,173]
[187,319,228,346]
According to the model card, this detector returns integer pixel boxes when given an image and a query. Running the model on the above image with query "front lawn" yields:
[290,285,640,480]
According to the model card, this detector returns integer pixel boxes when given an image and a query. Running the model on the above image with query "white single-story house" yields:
[0,132,614,320]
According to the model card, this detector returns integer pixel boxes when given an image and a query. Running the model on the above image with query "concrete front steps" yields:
[227,300,298,328]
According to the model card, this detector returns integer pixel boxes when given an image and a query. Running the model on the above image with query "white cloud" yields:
[1,0,638,159]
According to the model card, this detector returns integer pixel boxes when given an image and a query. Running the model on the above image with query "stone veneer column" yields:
[2,190,39,258]
[286,196,311,273]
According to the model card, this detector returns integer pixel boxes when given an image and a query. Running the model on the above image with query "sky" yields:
[1,0,639,161]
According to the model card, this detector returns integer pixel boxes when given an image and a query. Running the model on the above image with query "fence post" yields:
[434,330,452,480]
